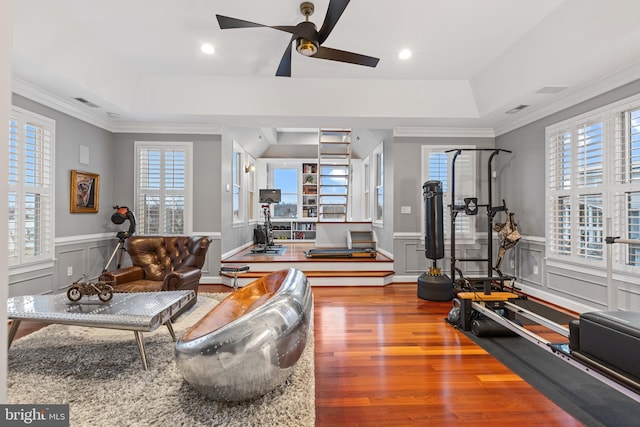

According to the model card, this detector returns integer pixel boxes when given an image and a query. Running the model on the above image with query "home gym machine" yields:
[103,205,136,272]
[251,189,283,254]
[438,148,523,336]
[464,232,640,402]
[447,148,517,295]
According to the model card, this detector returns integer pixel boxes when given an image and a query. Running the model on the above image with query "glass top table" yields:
[7,290,195,370]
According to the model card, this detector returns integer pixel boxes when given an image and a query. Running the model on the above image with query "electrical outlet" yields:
[510,260,515,269]
[533,265,539,275]
[67,266,73,276]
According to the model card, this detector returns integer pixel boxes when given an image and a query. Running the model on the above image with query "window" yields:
[232,143,243,223]
[373,143,384,224]
[363,158,371,220]
[8,107,55,268]
[547,115,605,263]
[421,145,476,240]
[614,105,640,267]
[547,97,640,271]
[135,142,192,235]
[247,155,256,221]
[272,166,299,218]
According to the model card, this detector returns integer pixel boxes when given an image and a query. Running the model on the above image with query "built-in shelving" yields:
[302,162,318,218]
[271,219,317,241]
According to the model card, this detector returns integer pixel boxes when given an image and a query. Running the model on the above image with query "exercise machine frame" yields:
[447,148,513,293]
[457,233,640,402]
[251,202,283,254]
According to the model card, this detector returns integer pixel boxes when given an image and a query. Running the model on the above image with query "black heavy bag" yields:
[423,180,445,260]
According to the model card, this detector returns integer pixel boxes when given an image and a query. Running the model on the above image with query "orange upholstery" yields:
[101,236,210,315]
[181,269,288,341]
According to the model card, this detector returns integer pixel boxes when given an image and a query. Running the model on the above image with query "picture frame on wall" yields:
[70,170,99,213]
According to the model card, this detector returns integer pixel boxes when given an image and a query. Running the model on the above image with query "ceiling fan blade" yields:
[217,15,300,36]
[313,46,379,68]
[276,36,295,77]
[216,15,268,29]
[318,0,350,44]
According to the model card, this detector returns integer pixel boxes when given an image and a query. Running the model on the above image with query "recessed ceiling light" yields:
[201,43,215,54]
[398,49,412,60]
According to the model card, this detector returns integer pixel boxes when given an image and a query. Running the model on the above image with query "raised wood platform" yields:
[220,242,394,287]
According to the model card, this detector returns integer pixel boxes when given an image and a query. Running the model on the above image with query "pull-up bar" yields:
[447,148,512,280]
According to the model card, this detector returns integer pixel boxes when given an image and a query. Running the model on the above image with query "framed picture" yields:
[70,170,100,213]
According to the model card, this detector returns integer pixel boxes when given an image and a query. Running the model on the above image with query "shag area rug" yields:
[7,293,315,427]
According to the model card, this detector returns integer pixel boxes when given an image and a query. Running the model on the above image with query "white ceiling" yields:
[11,0,640,135]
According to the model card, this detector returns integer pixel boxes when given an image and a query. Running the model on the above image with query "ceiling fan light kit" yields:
[296,38,318,56]
[216,0,380,77]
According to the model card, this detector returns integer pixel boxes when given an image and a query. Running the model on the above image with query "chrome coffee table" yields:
[7,290,195,370]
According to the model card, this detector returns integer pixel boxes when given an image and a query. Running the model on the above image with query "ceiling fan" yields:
[216,0,380,77]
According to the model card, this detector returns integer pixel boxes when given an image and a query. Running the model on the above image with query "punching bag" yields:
[423,180,445,260]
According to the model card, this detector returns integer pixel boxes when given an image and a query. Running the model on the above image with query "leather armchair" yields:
[101,236,211,315]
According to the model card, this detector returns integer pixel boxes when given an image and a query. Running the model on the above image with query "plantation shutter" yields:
[136,143,191,235]
[548,195,571,256]
[576,120,604,187]
[8,108,54,266]
[422,146,476,240]
[548,129,571,191]
[577,193,603,260]
[613,108,640,266]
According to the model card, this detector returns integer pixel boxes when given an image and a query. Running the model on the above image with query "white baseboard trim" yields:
[221,241,254,260]
[514,281,602,314]
[55,233,114,246]
[392,274,420,283]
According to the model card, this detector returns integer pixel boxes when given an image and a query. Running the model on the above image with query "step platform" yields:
[304,248,376,258]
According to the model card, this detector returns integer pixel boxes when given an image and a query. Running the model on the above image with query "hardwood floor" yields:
[312,284,581,426]
[10,282,582,426]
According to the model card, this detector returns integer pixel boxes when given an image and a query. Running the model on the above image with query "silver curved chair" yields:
[175,268,312,401]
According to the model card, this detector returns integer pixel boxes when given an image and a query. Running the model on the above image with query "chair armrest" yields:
[163,266,202,291]
[101,266,144,286]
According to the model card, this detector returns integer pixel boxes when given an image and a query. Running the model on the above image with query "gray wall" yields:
[10,95,224,294]
[13,95,116,237]
[112,132,222,278]
[111,132,222,233]
[11,94,117,295]
[391,136,496,278]
[496,78,640,312]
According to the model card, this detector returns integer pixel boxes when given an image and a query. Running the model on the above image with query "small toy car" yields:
[67,275,114,302]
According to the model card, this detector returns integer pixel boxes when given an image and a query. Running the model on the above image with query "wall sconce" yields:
[245,164,255,173]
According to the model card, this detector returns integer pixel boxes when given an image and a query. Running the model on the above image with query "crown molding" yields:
[393,127,495,138]
[13,77,223,135]
[494,61,640,136]
[111,122,222,135]
[12,77,114,131]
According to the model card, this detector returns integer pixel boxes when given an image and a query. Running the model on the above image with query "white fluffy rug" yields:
[7,293,315,427]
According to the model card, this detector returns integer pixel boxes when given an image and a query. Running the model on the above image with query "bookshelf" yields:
[302,162,318,218]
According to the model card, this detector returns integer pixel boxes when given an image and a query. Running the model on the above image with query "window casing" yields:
[8,107,55,268]
[135,142,192,235]
[363,158,371,220]
[547,115,605,264]
[373,143,384,224]
[547,95,640,271]
[232,143,243,223]
[421,145,476,241]
[247,155,256,222]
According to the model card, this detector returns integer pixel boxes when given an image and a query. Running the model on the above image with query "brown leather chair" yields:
[101,236,210,315]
